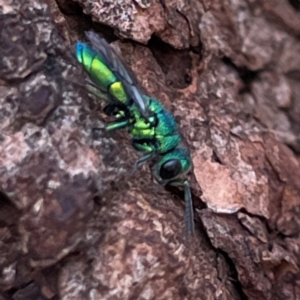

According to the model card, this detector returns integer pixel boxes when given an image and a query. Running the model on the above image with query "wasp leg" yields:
[131,139,155,152]
[129,152,156,175]
[85,79,127,108]
[103,104,121,116]
[85,80,110,102]
[106,118,129,131]
[168,179,194,236]
[129,140,157,174]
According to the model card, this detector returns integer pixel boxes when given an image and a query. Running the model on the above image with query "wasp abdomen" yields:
[75,42,129,106]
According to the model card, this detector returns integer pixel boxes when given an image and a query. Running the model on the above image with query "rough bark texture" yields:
[0,0,300,299]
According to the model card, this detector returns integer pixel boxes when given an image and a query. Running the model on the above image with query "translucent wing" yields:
[85,31,150,120]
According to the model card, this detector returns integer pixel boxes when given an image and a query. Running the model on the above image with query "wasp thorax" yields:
[160,159,182,180]
[146,114,158,127]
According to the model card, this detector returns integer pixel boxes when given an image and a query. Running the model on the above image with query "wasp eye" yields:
[160,159,182,180]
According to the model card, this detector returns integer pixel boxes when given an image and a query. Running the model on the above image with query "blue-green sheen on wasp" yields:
[75,31,194,235]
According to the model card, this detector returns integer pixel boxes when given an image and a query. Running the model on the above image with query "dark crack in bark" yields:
[0,0,300,299]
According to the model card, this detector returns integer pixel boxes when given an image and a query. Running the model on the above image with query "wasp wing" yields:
[85,31,150,119]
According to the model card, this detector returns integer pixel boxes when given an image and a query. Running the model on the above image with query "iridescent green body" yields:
[75,38,181,158]
[130,96,181,154]
[75,41,128,105]
[75,31,194,235]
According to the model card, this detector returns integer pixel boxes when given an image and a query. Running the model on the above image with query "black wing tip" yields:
[85,31,108,45]
[85,30,96,39]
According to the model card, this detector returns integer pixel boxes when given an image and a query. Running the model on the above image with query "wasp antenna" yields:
[183,180,195,236]
[167,179,195,236]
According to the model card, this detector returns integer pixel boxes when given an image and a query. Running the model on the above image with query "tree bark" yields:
[0,0,299,299]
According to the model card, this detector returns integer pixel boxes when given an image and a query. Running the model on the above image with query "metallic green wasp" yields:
[75,31,194,235]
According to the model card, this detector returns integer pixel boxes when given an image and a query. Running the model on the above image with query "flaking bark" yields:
[0,0,300,299]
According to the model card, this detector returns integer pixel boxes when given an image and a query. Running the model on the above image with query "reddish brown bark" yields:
[0,0,299,299]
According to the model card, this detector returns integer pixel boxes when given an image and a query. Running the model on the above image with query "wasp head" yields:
[152,147,191,185]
